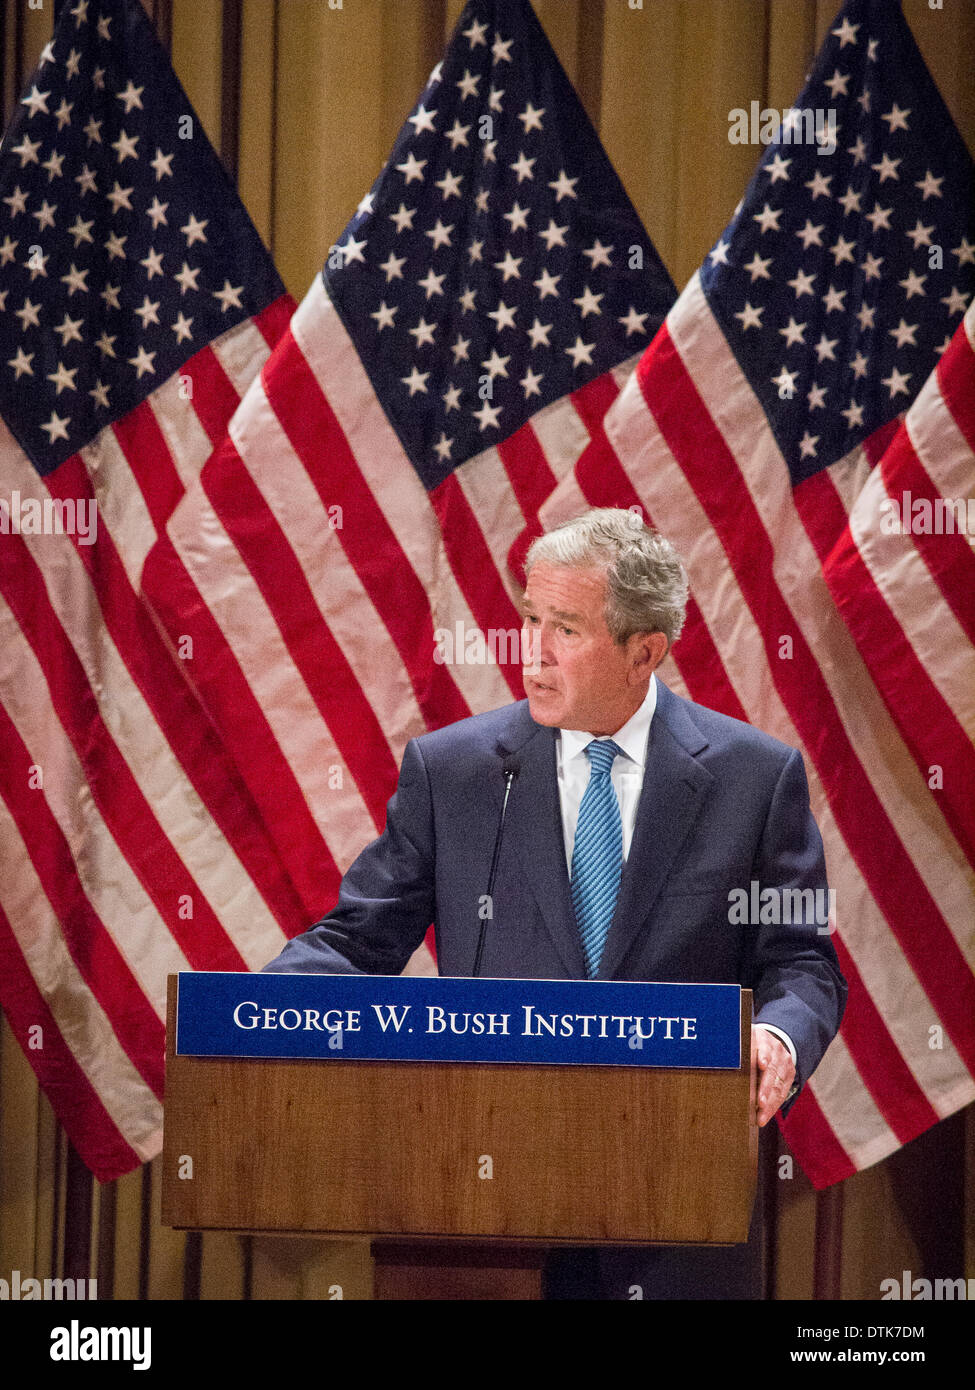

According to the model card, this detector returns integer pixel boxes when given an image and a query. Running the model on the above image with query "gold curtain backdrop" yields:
[1,0,972,1300]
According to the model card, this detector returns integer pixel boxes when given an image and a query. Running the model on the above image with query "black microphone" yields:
[471,747,521,977]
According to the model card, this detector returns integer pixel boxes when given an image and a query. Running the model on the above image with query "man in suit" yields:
[263,507,846,1298]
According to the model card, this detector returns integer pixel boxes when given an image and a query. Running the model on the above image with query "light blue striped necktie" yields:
[570,739,624,978]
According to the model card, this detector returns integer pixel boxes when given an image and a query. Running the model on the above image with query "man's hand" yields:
[751,1027,796,1126]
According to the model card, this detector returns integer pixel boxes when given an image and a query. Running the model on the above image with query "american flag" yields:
[141,0,676,956]
[604,0,975,1185]
[0,0,301,1180]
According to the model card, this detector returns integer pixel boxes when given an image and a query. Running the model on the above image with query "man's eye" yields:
[560,625,575,636]
[524,613,539,624]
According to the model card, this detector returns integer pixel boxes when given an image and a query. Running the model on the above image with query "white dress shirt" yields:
[555,672,797,1073]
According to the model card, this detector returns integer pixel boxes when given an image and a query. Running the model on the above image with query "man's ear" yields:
[627,631,669,681]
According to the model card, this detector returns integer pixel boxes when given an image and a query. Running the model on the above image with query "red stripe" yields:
[497,422,556,582]
[643,324,975,1077]
[936,321,975,454]
[141,524,342,921]
[182,342,244,447]
[779,1085,857,1190]
[262,331,473,725]
[0,703,165,1095]
[0,528,249,972]
[430,472,525,701]
[110,402,185,532]
[254,294,298,351]
[793,469,850,564]
[823,526,975,861]
[47,458,308,935]
[0,902,144,1182]
[878,435,975,648]
[829,932,940,1141]
[198,435,400,829]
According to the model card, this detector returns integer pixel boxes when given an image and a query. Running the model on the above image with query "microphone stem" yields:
[472,768,516,978]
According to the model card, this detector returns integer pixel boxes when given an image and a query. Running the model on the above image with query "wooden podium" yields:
[163,977,759,1299]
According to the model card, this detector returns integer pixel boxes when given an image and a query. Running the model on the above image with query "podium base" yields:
[371,1241,544,1300]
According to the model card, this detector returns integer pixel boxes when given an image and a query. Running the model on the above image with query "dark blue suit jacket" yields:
[264,680,846,1105]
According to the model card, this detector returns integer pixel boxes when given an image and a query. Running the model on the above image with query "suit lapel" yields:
[596,682,714,980]
[496,714,588,979]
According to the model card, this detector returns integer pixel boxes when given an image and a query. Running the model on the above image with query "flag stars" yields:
[70,0,89,24]
[128,346,156,379]
[15,298,41,330]
[582,240,614,270]
[89,380,111,409]
[488,86,504,114]
[92,66,105,91]
[813,333,838,363]
[474,188,490,214]
[95,331,117,358]
[467,240,484,263]
[871,153,901,182]
[457,287,477,313]
[340,234,366,265]
[574,286,603,318]
[492,32,514,64]
[174,261,201,294]
[487,301,518,332]
[548,170,578,202]
[181,213,209,246]
[565,336,595,369]
[822,69,849,99]
[941,287,969,315]
[151,148,174,180]
[463,17,488,47]
[141,247,165,279]
[21,85,51,118]
[456,69,480,101]
[527,318,552,349]
[709,239,731,267]
[804,170,832,199]
[407,104,437,135]
[75,164,97,196]
[766,153,791,183]
[856,88,872,115]
[795,219,824,249]
[837,185,862,216]
[47,361,79,395]
[806,383,827,411]
[3,185,28,217]
[538,219,568,251]
[743,251,772,282]
[395,151,427,185]
[425,219,454,250]
[914,170,943,200]
[510,151,536,183]
[865,203,892,233]
[417,268,446,299]
[65,48,83,79]
[889,319,918,349]
[436,169,463,199]
[370,301,397,330]
[389,203,415,233]
[444,119,470,150]
[54,313,83,347]
[481,349,510,380]
[146,197,169,229]
[861,252,884,282]
[12,134,41,166]
[7,347,34,379]
[401,366,429,397]
[442,384,462,411]
[841,399,865,429]
[904,219,934,250]
[433,433,453,463]
[473,399,502,431]
[170,312,194,343]
[96,14,112,40]
[534,267,560,299]
[40,411,71,444]
[778,317,807,347]
[518,102,545,133]
[828,235,856,266]
[952,238,975,267]
[899,269,927,300]
[31,198,57,231]
[822,285,847,313]
[213,281,244,313]
[27,250,49,280]
[832,17,860,47]
[379,251,406,282]
[495,250,523,282]
[855,303,876,332]
[116,80,144,113]
[106,182,134,214]
[0,236,17,266]
[450,335,471,364]
[734,301,764,331]
[798,431,819,460]
[134,295,161,328]
[881,103,910,133]
[82,115,103,145]
[881,367,911,399]
[503,201,530,233]
[408,317,437,348]
[42,150,65,181]
[520,366,544,399]
[100,284,121,310]
[849,352,868,380]
[772,366,798,397]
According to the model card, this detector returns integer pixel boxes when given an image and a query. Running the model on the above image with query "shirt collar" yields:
[560,673,657,768]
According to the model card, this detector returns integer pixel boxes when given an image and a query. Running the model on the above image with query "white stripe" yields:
[148,372,218,495]
[0,594,190,1000]
[824,443,872,516]
[803,1033,899,1173]
[0,796,162,1162]
[904,351,975,537]
[605,372,973,1102]
[292,279,511,726]
[229,375,427,758]
[79,426,158,591]
[210,315,274,398]
[666,275,975,946]
[1,431,286,968]
[164,478,377,869]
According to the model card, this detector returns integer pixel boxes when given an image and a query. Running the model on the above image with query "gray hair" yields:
[525,508,689,647]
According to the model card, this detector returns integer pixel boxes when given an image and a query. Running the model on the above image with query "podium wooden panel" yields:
[163,978,758,1297]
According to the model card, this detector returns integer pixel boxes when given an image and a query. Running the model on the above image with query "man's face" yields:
[520,561,663,735]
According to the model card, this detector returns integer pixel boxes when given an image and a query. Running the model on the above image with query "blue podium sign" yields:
[175,974,742,1070]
